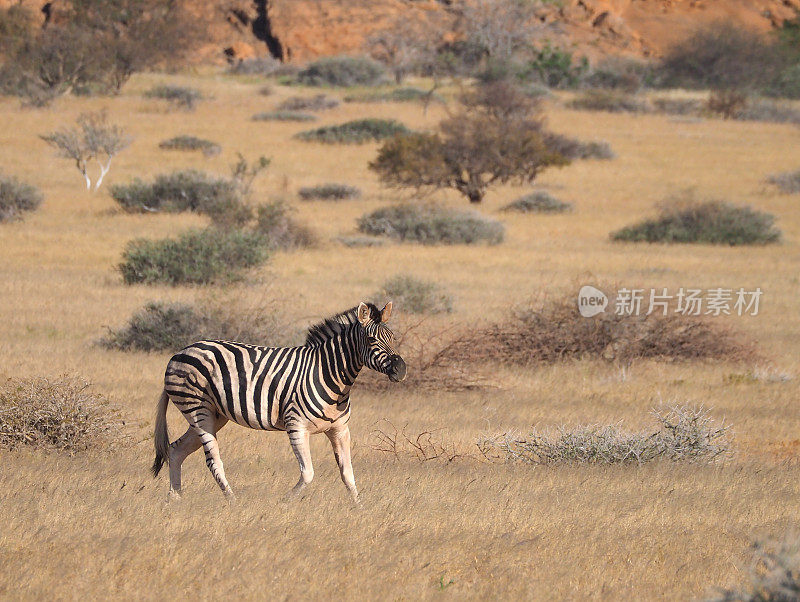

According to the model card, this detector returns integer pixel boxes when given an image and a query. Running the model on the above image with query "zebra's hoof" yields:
[167,489,182,502]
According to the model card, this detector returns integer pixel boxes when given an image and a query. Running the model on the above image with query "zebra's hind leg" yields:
[287,428,314,497]
[192,413,234,499]
[326,425,358,502]
[168,414,229,498]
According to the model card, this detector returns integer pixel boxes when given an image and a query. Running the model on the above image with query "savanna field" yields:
[1,69,799,600]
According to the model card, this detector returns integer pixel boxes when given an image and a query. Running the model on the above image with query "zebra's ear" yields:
[381,301,393,322]
[357,302,371,325]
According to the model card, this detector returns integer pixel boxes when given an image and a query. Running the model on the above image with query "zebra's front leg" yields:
[326,425,358,502]
[287,428,314,496]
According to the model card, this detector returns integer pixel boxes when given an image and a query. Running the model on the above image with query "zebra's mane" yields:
[304,303,381,347]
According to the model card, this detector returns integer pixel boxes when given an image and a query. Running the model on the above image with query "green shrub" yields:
[119,228,269,285]
[254,200,317,250]
[296,118,411,144]
[357,204,505,245]
[144,85,203,110]
[376,274,453,314]
[544,133,615,160]
[158,135,221,157]
[110,170,245,219]
[501,191,572,213]
[0,172,42,222]
[277,94,339,111]
[297,55,385,87]
[298,183,361,201]
[252,111,317,122]
[657,23,786,91]
[567,89,649,113]
[612,197,781,245]
[766,169,800,193]
[0,376,120,451]
[101,298,296,351]
[523,43,588,89]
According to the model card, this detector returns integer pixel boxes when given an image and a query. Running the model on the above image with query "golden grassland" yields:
[0,71,799,600]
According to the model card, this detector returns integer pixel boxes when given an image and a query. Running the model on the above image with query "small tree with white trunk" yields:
[41,110,131,191]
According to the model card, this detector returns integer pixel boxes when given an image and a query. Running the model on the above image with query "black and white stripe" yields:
[151,301,406,500]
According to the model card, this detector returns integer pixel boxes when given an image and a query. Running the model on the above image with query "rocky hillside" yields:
[4,0,800,64]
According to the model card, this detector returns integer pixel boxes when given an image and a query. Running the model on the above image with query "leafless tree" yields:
[41,110,131,191]
[366,16,438,84]
[460,0,544,62]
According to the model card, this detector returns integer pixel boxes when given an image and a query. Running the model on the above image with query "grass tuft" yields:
[568,90,649,113]
[766,169,800,193]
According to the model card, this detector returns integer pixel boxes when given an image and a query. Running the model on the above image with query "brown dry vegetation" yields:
[0,73,799,599]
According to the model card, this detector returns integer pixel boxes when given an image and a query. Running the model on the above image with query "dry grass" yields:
[0,70,798,600]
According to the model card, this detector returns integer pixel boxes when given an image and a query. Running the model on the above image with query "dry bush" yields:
[226,56,281,76]
[366,420,472,463]
[254,200,317,250]
[707,90,748,119]
[478,405,731,465]
[357,318,491,392]
[277,94,339,111]
[0,376,121,452]
[0,172,42,222]
[652,97,704,116]
[708,534,800,601]
[101,295,298,352]
[336,235,388,248]
[567,89,649,113]
[766,169,800,194]
[442,293,754,366]
[373,274,453,315]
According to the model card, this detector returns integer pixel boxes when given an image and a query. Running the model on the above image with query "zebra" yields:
[151,301,406,501]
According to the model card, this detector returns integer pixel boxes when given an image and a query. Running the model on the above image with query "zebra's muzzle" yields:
[387,355,407,382]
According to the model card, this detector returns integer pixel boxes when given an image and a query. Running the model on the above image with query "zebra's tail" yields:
[151,389,170,478]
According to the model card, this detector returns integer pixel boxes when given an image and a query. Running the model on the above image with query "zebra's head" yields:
[357,301,406,382]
